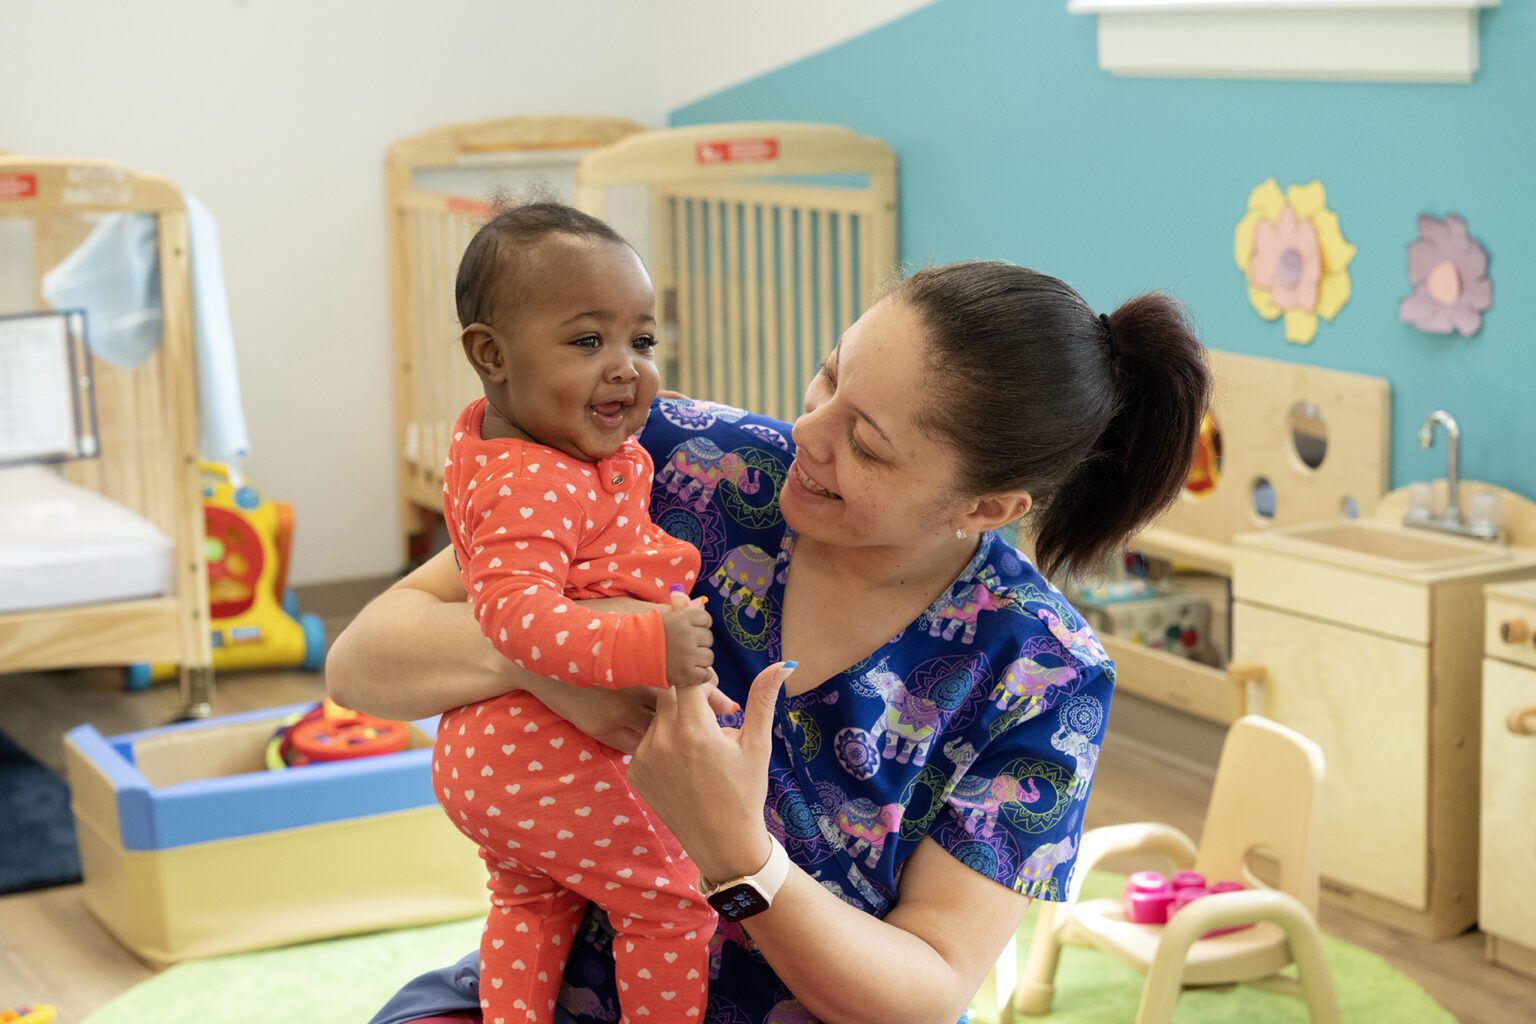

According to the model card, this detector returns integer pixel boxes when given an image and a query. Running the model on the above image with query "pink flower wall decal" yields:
[1397,213,1492,337]
[1234,179,1354,345]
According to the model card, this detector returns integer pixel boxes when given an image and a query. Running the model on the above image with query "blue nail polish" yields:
[783,661,798,671]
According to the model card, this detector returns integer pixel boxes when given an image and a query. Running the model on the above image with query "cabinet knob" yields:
[1499,619,1531,645]
[1508,706,1536,737]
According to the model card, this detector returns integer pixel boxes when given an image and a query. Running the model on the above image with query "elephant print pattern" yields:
[545,401,1116,1024]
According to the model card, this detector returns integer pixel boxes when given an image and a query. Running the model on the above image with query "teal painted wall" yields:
[671,0,1535,502]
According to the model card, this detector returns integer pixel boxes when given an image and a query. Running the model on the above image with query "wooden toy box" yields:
[64,704,486,965]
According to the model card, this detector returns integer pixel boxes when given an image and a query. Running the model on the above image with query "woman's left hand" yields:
[627,661,794,885]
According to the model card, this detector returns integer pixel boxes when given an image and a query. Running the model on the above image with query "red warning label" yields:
[695,138,779,166]
[447,196,495,218]
[0,173,38,201]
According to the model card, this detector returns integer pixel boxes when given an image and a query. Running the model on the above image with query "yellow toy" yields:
[128,462,324,689]
[1,1007,58,1024]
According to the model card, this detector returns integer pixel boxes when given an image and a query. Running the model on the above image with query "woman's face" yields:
[784,296,971,551]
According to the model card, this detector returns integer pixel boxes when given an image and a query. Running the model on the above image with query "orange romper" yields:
[436,398,714,1024]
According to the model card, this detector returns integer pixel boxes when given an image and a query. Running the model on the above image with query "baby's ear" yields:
[461,324,505,382]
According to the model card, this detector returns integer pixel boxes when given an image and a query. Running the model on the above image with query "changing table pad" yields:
[0,465,172,614]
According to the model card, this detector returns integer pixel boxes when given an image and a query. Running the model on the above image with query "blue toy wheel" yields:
[125,663,153,692]
[300,613,327,672]
[282,588,300,617]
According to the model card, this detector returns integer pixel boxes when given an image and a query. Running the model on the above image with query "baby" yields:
[434,202,716,1024]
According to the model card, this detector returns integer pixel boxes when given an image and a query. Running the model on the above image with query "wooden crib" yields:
[387,119,899,564]
[0,157,213,718]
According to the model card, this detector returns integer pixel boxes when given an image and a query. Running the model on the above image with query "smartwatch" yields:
[697,834,790,922]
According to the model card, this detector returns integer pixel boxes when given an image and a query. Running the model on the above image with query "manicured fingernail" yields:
[669,584,686,593]
[730,701,742,713]
[783,661,798,671]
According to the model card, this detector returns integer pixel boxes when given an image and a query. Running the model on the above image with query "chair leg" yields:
[1134,915,1196,1024]
[1016,902,1063,1016]
[1271,903,1342,1024]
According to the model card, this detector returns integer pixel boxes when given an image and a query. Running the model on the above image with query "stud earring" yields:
[955,528,968,540]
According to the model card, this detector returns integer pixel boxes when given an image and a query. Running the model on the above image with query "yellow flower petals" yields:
[1286,180,1328,220]
[1248,177,1286,221]
[1311,209,1357,273]
[1234,211,1265,272]
[1283,309,1319,344]
[1316,270,1351,321]
[1248,284,1281,321]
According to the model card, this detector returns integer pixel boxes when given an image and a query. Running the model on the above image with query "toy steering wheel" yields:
[289,712,410,763]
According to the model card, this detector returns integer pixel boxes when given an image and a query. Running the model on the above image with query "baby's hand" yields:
[662,592,713,688]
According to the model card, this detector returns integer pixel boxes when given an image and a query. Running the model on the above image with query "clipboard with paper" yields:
[0,309,98,467]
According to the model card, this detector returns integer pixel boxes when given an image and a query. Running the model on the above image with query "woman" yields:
[330,261,1209,1024]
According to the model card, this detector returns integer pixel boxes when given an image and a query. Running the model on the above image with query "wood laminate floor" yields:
[2,579,1534,1022]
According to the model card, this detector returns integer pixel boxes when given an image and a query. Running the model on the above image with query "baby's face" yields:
[485,235,660,461]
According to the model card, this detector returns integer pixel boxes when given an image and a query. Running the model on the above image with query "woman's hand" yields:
[627,661,794,883]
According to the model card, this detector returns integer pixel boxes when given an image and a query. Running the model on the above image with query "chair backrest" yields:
[1194,715,1326,915]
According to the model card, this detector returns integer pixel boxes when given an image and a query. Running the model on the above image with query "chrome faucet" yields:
[1418,411,1462,524]
[1407,410,1500,541]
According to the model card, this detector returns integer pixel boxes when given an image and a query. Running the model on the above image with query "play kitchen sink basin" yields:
[1248,519,1509,574]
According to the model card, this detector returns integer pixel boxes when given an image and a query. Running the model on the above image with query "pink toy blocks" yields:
[1121,871,1254,938]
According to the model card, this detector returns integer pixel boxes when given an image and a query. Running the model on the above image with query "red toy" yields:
[264,699,411,769]
[1122,870,1254,938]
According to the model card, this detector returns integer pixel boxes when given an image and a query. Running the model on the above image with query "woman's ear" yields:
[956,490,1032,536]
[462,324,506,382]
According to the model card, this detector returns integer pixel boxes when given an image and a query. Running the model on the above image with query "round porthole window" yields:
[1252,477,1277,522]
[1289,401,1327,471]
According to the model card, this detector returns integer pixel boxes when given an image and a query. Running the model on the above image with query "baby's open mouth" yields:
[590,401,629,428]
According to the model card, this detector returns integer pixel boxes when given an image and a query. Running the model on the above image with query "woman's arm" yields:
[326,547,659,752]
[629,671,1030,1024]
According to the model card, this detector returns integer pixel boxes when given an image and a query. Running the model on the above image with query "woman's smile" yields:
[789,458,840,500]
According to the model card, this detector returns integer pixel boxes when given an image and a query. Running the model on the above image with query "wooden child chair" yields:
[1014,715,1341,1023]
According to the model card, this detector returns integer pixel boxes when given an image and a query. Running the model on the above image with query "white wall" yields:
[0,0,929,584]
[1,0,665,584]
[658,0,938,109]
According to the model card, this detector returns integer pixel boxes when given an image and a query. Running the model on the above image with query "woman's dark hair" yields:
[455,201,627,328]
[896,262,1211,581]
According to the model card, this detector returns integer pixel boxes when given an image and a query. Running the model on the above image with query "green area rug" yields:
[84,875,1454,1023]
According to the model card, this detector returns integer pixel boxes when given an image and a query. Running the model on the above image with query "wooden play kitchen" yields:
[1480,579,1536,977]
[1118,350,1536,942]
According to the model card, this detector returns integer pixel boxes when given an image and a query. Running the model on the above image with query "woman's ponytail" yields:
[1031,295,1210,579]
[897,264,1210,582]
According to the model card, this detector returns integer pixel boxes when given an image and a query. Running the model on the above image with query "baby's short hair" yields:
[455,200,627,328]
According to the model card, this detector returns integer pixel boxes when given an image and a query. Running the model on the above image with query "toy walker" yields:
[128,462,324,688]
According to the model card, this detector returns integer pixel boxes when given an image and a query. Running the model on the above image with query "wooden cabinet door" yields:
[1234,601,1430,907]
[1481,658,1536,947]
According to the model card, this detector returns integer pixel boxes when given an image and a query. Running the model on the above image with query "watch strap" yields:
[699,834,790,903]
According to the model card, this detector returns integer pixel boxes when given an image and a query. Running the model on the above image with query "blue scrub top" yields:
[373,399,1115,1024]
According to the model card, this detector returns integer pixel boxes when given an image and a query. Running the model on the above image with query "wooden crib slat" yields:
[797,209,815,420]
[673,198,694,400]
[708,201,726,405]
[839,211,855,339]
[778,206,796,426]
[817,210,835,391]
[722,201,742,410]
[762,206,781,423]
[742,203,761,418]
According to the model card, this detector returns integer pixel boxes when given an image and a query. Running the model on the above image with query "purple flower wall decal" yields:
[1398,214,1492,337]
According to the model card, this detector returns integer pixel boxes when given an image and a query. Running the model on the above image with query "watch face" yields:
[707,883,771,921]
